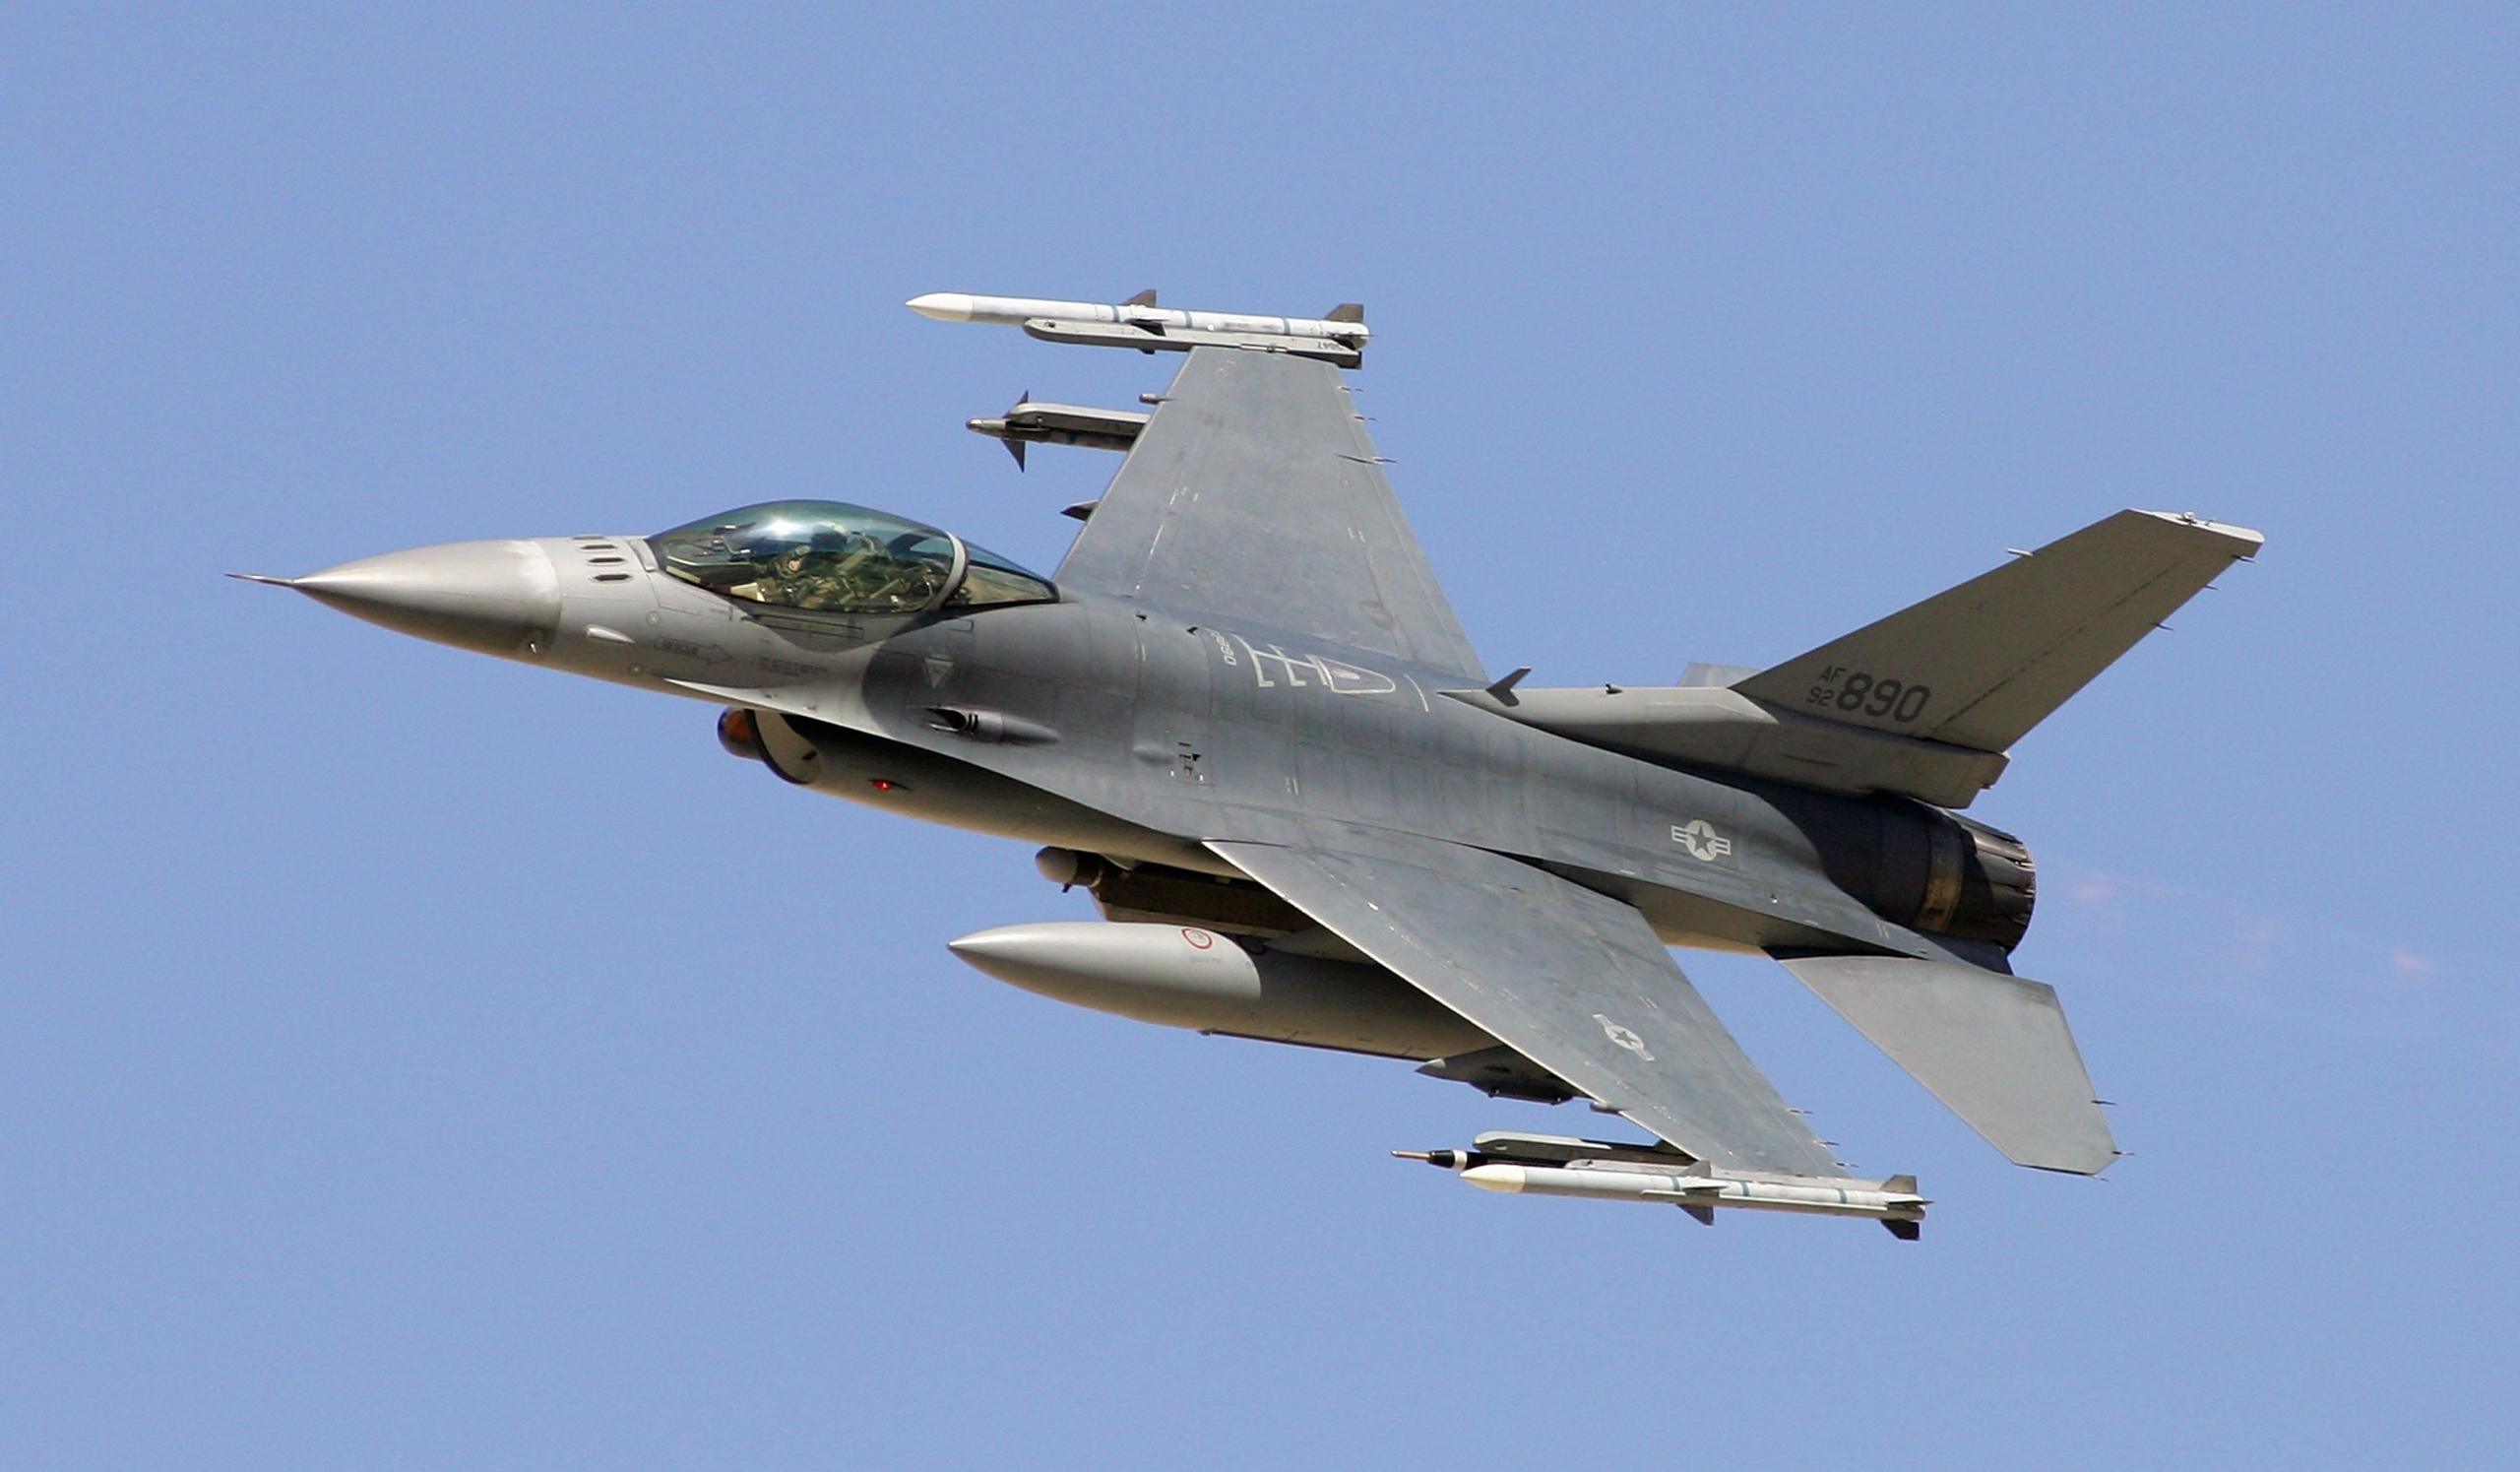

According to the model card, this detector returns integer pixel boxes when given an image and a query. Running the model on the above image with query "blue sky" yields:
[5,5,2514,1467]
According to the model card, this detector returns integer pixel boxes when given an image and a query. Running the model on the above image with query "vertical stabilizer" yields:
[1731,510,2262,754]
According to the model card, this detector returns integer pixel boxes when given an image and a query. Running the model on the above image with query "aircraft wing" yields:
[1057,347,1485,680]
[1208,824,1844,1178]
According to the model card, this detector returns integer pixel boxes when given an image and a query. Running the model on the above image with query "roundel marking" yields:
[1670,819,1734,863]
[1594,1013,1657,1061]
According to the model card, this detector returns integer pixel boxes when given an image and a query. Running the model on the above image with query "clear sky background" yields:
[5,5,2514,1467]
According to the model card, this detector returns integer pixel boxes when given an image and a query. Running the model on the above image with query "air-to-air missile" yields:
[906,289,1369,365]
[1394,1134,1930,1238]
[962,396,1150,470]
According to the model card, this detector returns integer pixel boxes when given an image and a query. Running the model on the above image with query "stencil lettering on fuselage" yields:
[1222,631,1398,696]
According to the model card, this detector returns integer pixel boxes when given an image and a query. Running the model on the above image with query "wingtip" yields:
[227,572,297,588]
[2131,508,2267,553]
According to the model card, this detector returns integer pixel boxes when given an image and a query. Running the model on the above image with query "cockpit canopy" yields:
[650,501,1055,616]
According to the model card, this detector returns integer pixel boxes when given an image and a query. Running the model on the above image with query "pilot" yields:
[858,547,947,610]
[756,529,866,609]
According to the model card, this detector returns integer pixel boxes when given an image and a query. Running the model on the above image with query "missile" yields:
[965,397,1150,468]
[1396,1134,1928,1237]
[1462,1162,1927,1222]
[908,290,1369,345]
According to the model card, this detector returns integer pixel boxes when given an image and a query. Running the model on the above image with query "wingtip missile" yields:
[906,289,1370,364]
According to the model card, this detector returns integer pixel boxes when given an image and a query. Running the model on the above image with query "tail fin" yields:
[1732,510,2262,754]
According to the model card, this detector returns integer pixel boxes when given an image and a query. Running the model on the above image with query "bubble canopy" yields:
[650,500,1055,615]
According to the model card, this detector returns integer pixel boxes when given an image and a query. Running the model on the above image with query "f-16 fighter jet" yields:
[240,290,2262,1236]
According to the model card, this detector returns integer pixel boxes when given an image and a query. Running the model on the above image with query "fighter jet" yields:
[239,290,2262,1236]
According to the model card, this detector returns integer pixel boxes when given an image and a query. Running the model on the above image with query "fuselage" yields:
[390,530,2024,972]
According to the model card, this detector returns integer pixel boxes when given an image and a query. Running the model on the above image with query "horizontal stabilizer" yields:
[1732,510,2263,754]
[1772,951,2118,1175]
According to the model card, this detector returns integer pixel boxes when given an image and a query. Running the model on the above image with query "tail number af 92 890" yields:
[1807,665,1932,725]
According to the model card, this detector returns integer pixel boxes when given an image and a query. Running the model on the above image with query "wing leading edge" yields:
[1056,347,1484,680]
[1208,825,1844,1179]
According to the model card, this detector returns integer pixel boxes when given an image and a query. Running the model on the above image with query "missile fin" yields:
[1679,1203,1716,1227]
[1325,301,1365,323]
[1123,288,1158,306]
[1882,1218,1922,1242]
[1002,436,1027,471]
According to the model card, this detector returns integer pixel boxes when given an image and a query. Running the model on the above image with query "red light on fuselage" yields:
[717,707,766,761]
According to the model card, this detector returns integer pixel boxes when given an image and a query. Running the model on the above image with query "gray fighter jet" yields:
[240,291,2262,1236]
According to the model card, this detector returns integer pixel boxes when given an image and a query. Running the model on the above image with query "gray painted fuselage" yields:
[515,530,1984,969]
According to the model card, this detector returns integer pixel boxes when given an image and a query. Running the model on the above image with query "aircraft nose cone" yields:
[291,540,562,660]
